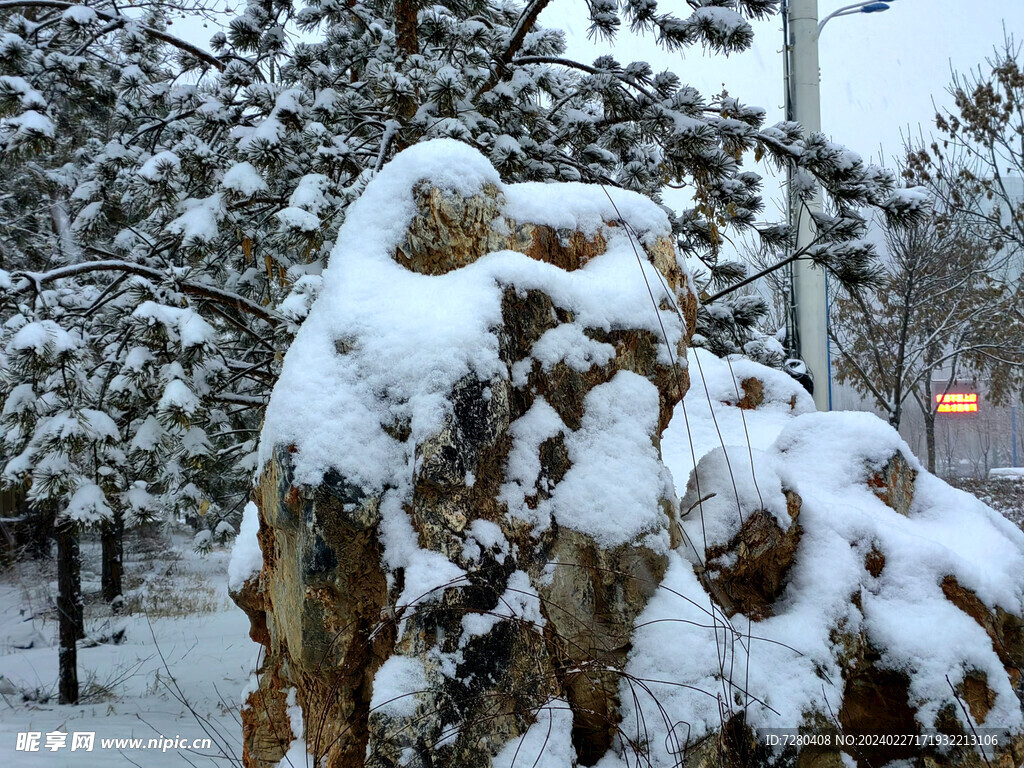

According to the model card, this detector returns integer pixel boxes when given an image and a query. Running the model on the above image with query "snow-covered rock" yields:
[233,140,1024,768]
[639,351,1024,768]
[234,139,695,768]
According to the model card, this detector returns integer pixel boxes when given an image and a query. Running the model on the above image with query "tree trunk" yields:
[888,404,901,430]
[923,378,936,474]
[16,495,54,560]
[56,518,81,704]
[393,0,419,135]
[101,509,123,604]
[395,0,418,58]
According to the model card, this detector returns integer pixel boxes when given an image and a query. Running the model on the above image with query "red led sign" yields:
[935,393,978,413]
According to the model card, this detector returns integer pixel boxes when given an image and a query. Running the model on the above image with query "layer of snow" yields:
[228,502,262,592]
[689,5,751,41]
[529,324,615,373]
[260,139,684,489]
[7,319,79,356]
[166,194,223,244]
[500,398,565,532]
[123,481,157,523]
[276,206,320,231]
[377,491,468,617]
[133,301,216,348]
[0,537,255,768]
[67,482,113,524]
[460,518,509,565]
[990,467,1024,481]
[60,5,97,25]
[459,570,545,647]
[1,382,35,416]
[370,655,428,718]
[158,380,199,415]
[221,161,268,195]
[288,173,331,213]
[129,415,164,452]
[80,409,119,442]
[548,372,674,550]
[259,139,687,606]
[0,75,45,110]
[492,700,576,768]
[504,181,670,242]
[619,353,1024,766]
[678,445,788,553]
[279,687,308,766]
[7,110,54,138]
[661,347,813,489]
[138,151,180,182]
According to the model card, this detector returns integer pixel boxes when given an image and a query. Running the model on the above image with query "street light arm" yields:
[819,2,870,32]
[820,8,866,27]
[817,1,893,35]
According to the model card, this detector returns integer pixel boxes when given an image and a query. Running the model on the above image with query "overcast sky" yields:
[539,0,1024,210]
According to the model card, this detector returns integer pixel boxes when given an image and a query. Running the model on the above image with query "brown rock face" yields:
[941,576,1024,682]
[232,171,695,768]
[240,448,395,768]
[701,491,803,620]
[866,451,918,516]
[728,377,765,410]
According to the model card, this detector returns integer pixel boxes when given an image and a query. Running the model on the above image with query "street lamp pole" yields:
[786,0,827,411]
[784,0,894,412]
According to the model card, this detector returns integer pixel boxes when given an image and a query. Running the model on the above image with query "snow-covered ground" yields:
[990,467,1024,480]
[0,533,256,767]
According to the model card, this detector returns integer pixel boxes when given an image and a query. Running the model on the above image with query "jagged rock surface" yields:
[232,142,1024,768]
[233,143,695,768]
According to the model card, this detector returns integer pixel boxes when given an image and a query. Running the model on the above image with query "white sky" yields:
[539,0,1024,211]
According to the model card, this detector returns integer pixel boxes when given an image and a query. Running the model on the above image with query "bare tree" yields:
[907,35,1024,261]
[831,201,1023,472]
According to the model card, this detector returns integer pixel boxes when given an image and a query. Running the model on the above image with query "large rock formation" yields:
[231,141,1024,768]
[232,140,695,768]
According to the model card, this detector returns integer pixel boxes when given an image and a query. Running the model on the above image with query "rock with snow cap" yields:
[232,139,695,768]
[232,140,1024,768]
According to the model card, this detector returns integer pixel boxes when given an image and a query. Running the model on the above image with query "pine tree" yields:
[0,0,928,697]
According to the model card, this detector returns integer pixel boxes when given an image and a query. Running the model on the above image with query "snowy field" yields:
[0,533,256,767]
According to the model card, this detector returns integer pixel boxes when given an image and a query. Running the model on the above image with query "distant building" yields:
[993,175,1024,280]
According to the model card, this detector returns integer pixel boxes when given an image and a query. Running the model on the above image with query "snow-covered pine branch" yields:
[0,0,926,574]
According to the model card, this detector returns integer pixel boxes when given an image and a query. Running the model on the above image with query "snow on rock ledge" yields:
[233,139,696,768]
